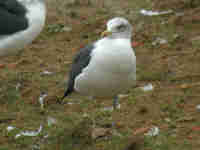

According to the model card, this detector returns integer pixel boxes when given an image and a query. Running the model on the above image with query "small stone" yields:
[173,33,180,39]
[196,105,200,112]
[152,37,168,46]
[175,12,184,17]
[118,94,129,99]
[164,118,171,122]
[47,116,57,126]
[16,83,21,91]
[92,128,110,139]
[63,27,72,32]
[180,84,189,89]
[83,113,89,117]
[133,127,150,135]
[191,36,200,41]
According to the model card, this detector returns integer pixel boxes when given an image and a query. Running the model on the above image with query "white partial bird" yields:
[61,17,136,109]
[0,0,46,57]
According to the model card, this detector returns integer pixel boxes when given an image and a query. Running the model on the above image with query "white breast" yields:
[0,1,46,57]
[74,38,136,98]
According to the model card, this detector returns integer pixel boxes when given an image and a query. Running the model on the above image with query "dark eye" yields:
[117,25,126,30]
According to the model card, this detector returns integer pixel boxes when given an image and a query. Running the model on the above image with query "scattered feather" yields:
[31,144,40,150]
[15,125,42,139]
[7,126,16,132]
[145,126,159,136]
[38,92,48,110]
[44,134,49,138]
[140,83,154,92]
[40,70,54,76]
[140,9,173,16]
[102,104,121,112]
[115,104,121,109]
[152,37,168,46]
[111,129,122,137]
[67,102,75,105]
[102,106,113,112]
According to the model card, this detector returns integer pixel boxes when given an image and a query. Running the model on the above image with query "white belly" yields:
[74,38,136,98]
[75,71,135,98]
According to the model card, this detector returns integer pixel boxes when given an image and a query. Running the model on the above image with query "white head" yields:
[101,17,132,39]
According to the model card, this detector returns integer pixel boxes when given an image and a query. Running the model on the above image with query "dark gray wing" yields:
[0,0,28,35]
[60,43,95,101]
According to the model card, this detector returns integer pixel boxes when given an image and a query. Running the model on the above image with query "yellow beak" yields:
[101,30,112,37]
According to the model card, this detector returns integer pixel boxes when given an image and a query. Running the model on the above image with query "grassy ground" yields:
[0,0,200,149]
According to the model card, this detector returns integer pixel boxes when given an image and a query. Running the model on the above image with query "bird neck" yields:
[109,32,132,39]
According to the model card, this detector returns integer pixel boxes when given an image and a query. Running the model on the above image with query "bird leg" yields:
[56,95,67,104]
[111,96,121,128]
[113,95,120,110]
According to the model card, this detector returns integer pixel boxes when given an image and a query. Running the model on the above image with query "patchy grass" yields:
[0,0,200,149]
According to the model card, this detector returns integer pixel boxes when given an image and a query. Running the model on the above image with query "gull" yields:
[61,17,136,110]
[0,0,46,58]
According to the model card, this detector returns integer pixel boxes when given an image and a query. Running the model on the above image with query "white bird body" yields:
[74,38,136,98]
[61,17,136,108]
[0,0,46,57]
